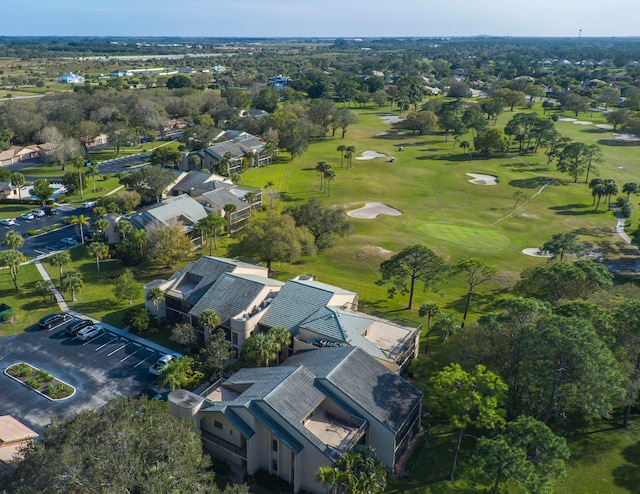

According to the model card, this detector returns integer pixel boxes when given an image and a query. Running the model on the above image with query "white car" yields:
[20,213,35,221]
[0,218,16,226]
[76,325,103,341]
[149,354,175,375]
[31,209,45,217]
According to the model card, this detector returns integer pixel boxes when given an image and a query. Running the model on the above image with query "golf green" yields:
[417,222,512,254]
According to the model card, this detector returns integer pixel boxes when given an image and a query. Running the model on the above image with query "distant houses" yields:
[195,130,272,176]
[268,74,291,89]
[59,72,85,84]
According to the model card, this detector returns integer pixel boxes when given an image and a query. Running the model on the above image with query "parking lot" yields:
[0,315,174,433]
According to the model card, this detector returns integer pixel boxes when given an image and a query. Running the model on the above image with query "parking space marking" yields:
[107,342,130,356]
[134,352,157,368]
[120,346,144,362]
[96,336,119,351]
[83,331,109,346]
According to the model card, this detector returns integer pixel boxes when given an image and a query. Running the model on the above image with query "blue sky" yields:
[6,0,640,37]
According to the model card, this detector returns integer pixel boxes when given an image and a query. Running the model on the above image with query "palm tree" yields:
[2,230,23,251]
[337,144,346,168]
[73,156,85,200]
[87,242,109,278]
[49,251,71,285]
[316,466,338,494]
[244,191,257,215]
[223,203,237,236]
[158,356,200,391]
[324,169,336,197]
[89,163,101,193]
[0,250,24,291]
[269,326,291,365]
[593,183,607,210]
[603,179,618,208]
[320,445,387,494]
[35,279,53,302]
[198,308,220,340]
[459,140,471,160]
[418,302,440,354]
[346,145,356,169]
[70,215,90,244]
[316,160,330,191]
[147,287,165,312]
[115,219,133,240]
[61,269,83,302]
[94,219,110,237]
[10,172,25,200]
[132,229,148,259]
[623,182,638,201]
[435,313,460,342]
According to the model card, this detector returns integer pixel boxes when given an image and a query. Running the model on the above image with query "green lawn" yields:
[87,140,178,162]
[387,415,640,494]
[0,263,60,336]
[235,100,639,325]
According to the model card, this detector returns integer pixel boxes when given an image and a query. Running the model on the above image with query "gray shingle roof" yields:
[189,272,284,323]
[286,347,422,433]
[299,307,389,362]
[129,194,208,231]
[169,256,257,304]
[201,188,248,211]
[260,279,356,336]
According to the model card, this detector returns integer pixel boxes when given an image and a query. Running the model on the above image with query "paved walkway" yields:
[33,260,180,357]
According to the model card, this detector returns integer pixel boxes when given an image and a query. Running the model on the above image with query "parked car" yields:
[44,207,57,216]
[39,313,73,330]
[149,354,175,375]
[76,325,103,341]
[82,201,96,210]
[73,229,95,243]
[0,218,16,226]
[20,213,35,221]
[60,237,79,247]
[65,319,93,337]
[31,209,45,217]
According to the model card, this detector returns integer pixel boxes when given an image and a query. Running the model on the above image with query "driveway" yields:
[0,317,170,433]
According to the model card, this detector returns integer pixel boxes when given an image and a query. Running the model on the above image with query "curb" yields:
[4,362,76,401]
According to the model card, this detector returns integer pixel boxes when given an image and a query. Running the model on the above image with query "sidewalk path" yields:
[33,260,180,357]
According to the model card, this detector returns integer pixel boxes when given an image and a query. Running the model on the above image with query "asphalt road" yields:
[0,317,166,433]
[97,153,150,175]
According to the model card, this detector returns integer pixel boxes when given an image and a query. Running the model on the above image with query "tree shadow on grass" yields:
[565,427,620,466]
[443,288,507,316]
[597,139,640,147]
[509,177,559,189]
[499,161,552,173]
[612,440,640,491]
[430,153,476,162]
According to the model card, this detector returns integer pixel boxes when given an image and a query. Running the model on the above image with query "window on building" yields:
[272,439,278,452]
[272,459,278,472]
[232,332,238,345]
[214,420,223,430]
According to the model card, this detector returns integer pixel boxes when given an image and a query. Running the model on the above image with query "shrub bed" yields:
[5,362,75,400]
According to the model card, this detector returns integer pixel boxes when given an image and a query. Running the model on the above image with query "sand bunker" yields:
[573,120,593,125]
[522,248,553,258]
[595,124,614,130]
[467,173,498,185]
[614,134,640,142]
[347,202,402,219]
[380,114,405,125]
[355,150,387,161]
[558,117,577,122]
